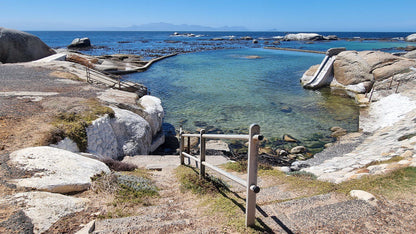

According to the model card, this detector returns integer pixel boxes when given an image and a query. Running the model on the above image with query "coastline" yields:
[1,29,416,232]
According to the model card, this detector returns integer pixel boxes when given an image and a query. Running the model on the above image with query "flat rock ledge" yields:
[1,191,87,234]
[8,146,110,193]
[293,91,416,183]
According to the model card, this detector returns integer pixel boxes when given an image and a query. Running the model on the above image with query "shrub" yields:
[175,165,229,195]
[101,158,138,171]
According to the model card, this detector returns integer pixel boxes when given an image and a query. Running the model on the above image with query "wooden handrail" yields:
[179,124,262,227]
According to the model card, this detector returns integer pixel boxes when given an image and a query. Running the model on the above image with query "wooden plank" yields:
[201,161,246,187]
[182,152,200,163]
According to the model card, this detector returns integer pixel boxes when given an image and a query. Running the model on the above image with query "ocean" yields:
[30,31,416,151]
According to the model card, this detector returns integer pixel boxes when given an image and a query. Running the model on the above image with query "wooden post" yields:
[180,128,184,165]
[200,129,206,179]
[187,137,191,154]
[395,80,401,93]
[246,124,260,227]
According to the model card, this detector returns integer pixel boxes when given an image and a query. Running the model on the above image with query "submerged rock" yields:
[0,27,55,63]
[283,134,298,142]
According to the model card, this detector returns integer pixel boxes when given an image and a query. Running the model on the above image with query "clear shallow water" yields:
[127,48,359,143]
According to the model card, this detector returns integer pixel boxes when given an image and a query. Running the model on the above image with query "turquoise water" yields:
[127,48,359,143]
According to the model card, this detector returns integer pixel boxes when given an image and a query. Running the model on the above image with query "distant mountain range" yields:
[102,22,248,31]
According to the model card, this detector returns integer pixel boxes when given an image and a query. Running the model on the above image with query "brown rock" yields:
[333,51,373,86]
[331,128,347,138]
[372,59,416,81]
[283,134,298,142]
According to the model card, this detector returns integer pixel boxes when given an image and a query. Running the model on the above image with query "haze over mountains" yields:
[103,22,249,31]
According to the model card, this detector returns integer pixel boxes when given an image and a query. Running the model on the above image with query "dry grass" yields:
[49,71,82,81]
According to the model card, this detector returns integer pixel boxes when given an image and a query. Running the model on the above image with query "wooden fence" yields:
[179,124,263,226]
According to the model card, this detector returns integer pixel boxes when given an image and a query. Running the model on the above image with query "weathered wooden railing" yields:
[179,124,263,226]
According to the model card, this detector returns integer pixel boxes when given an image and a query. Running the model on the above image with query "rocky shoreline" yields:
[1,27,416,232]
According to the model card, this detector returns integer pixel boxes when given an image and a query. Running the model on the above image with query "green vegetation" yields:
[48,98,115,151]
[175,165,229,195]
[93,169,159,219]
[363,156,404,168]
[175,162,416,232]
[260,166,416,200]
[175,165,272,233]
[116,173,159,205]
[224,161,273,173]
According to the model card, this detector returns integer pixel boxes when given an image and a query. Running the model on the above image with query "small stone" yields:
[324,143,333,148]
[355,168,370,174]
[290,146,306,154]
[401,150,414,158]
[283,134,298,142]
[280,106,292,113]
[277,166,291,173]
[146,164,163,171]
[330,126,344,132]
[350,190,378,205]
[330,128,347,138]
[259,147,274,155]
[278,149,288,156]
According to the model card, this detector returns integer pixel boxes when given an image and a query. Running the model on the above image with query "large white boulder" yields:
[0,27,55,63]
[405,33,416,42]
[86,105,163,159]
[283,33,324,41]
[138,95,164,136]
[1,191,87,234]
[8,146,110,193]
[110,107,153,156]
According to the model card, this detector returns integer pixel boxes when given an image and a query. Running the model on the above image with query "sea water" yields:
[30,31,415,148]
[126,48,359,145]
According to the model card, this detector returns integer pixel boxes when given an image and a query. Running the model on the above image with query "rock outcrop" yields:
[8,146,110,193]
[0,27,55,63]
[139,95,164,137]
[405,33,416,42]
[1,192,87,233]
[332,51,416,92]
[67,37,91,49]
[283,33,324,41]
[87,107,153,158]
[302,50,416,94]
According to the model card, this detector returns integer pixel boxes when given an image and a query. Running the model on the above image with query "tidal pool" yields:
[127,48,359,149]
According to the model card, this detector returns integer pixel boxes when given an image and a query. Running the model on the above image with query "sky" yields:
[1,0,415,32]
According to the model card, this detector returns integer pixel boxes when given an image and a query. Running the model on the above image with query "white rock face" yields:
[405,33,416,42]
[1,191,86,234]
[50,137,79,152]
[87,114,119,158]
[138,95,164,136]
[86,105,162,158]
[361,93,416,133]
[110,107,152,156]
[9,146,110,193]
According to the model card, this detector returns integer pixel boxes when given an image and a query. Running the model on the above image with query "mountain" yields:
[103,22,248,31]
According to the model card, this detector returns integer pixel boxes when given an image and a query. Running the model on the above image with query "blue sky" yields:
[1,0,415,31]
